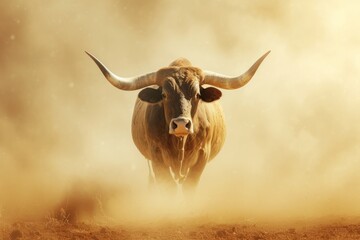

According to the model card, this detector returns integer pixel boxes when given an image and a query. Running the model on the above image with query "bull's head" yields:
[86,51,270,137]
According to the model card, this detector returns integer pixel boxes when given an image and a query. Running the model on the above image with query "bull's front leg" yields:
[151,159,177,194]
[182,147,208,195]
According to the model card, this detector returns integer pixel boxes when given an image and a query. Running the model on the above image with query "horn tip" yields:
[85,50,94,59]
[264,50,271,57]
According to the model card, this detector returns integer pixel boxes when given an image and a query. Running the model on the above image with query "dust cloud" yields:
[1,0,360,225]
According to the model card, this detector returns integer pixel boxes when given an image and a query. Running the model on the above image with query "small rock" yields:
[10,229,23,240]
[253,235,264,240]
[30,230,41,237]
[216,230,227,238]
[253,232,266,240]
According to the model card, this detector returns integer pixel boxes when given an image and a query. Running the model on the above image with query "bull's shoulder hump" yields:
[169,58,192,67]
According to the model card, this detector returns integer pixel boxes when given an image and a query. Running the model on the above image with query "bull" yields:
[86,51,270,193]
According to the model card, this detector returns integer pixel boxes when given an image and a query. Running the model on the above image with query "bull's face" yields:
[138,68,222,137]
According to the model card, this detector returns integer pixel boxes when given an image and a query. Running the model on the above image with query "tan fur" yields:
[131,60,226,193]
[169,58,192,67]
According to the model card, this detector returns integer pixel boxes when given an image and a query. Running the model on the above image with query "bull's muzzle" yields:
[169,117,193,136]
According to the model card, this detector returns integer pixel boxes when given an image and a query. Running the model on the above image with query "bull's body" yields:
[132,83,225,190]
[86,51,269,192]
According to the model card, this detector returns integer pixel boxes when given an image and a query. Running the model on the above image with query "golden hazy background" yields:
[1,0,360,223]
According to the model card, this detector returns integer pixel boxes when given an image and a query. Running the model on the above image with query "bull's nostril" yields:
[171,121,177,130]
[185,121,191,130]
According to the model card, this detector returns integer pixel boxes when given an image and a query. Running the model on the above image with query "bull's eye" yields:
[195,93,201,99]
[162,93,167,99]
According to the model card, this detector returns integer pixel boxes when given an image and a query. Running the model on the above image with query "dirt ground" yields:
[2,218,360,240]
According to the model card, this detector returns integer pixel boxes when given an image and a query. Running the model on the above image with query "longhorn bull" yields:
[86,51,270,193]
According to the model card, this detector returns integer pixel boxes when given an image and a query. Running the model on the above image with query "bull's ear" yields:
[200,87,222,102]
[138,87,162,103]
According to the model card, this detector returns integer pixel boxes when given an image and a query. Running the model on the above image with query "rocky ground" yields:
[2,218,360,240]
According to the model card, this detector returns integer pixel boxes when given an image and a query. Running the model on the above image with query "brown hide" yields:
[131,61,226,190]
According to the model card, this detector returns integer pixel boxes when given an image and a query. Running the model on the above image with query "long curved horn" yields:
[203,51,270,89]
[85,51,158,90]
